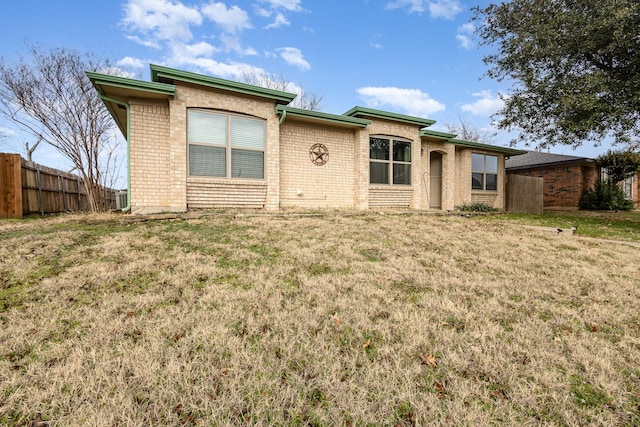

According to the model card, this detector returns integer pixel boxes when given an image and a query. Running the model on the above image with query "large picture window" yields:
[472,153,498,191]
[369,137,412,185]
[188,110,265,179]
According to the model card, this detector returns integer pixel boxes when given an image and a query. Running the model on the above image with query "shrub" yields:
[580,181,635,211]
[456,202,497,212]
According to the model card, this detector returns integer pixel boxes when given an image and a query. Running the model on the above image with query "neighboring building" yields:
[88,65,524,214]
[506,151,639,210]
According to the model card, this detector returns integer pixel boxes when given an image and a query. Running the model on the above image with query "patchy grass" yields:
[0,212,639,426]
[486,210,640,242]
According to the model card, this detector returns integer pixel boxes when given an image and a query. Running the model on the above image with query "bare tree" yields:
[445,116,496,144]
[22,136,42,162]
[0,46,119,211]
[241,70,323,111]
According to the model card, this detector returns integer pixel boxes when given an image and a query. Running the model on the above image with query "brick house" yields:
[88,65,524,214]
[506,151,640,210]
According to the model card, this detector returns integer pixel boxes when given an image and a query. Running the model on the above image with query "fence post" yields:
[59,173,67,211]
[0,153,23,218]
[36,165,44,215]
[77,176,81,210]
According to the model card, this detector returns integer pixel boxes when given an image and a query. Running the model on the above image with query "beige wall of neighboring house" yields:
[88,65,523,215]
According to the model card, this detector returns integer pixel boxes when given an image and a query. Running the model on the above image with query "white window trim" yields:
[369,136,412,186]
[187,109,266,180]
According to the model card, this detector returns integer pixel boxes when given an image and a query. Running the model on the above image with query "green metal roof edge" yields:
[86,71,176,96]
[276,105,371,127]
[150,64,297,103]
[449,138,527,155]
[344,106,436,127]
[420,129,457,139]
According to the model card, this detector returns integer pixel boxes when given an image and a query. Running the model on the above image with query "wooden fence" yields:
[0,153,116,218]
[506,174,544,214]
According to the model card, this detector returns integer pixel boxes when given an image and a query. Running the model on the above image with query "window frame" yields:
[471,153,499,191]
[369,136,412,186]
[187,109,266,180]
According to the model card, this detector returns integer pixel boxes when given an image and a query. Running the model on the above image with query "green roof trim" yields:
[86,71,176,96]
[420,129,457,139]
[344,106,436,127]
[150,64,296,104]
[276,105,371,128]
[449,138,526,155]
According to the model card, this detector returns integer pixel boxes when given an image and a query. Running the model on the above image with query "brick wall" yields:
[129,101,171,214]
[421,141,456,210]
[127,83,514,214]
[174,84,280,211]
[507,162,598,209]
[454,147,505,210]
[279,121,356,208]
[364,119,422,208]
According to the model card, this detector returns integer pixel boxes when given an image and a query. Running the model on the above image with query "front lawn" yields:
[1,213,639,425]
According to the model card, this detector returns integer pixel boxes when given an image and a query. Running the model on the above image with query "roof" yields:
[150,64,296,105]
[420,129,457,140]
[344,106,436,128]
[419,129,527,155]
[450,138,527,155]
[87,71,176,137]
[276,105,371,128]
[505,151,596,170]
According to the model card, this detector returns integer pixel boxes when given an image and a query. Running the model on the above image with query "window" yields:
[187,109,265,179]
[602,168,635,200]
[472,153,498,191]
[369,137,411,185]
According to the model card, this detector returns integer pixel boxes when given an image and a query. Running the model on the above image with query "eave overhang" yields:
[420,129,457,140]
[150,64,297,105]
[449,138,527,155]
[87,71,175,137]
[276,105,371,128]
[344,106,436,128]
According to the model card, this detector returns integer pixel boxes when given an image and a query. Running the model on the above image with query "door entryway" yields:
[429,152,442,209]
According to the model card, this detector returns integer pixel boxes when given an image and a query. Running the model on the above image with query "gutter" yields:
[98,95,131,212]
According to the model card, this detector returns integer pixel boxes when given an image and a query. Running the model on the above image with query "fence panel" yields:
[507,174,544,214]
[0,153,117,218]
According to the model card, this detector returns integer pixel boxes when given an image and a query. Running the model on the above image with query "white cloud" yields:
[117,56,145,69]
[385,0,462,19]
[261,0,302,12]
[456,22,474,49]
[461,90,504,117]
[357,86,445,117]
[201,2,251,34]
[121,0,202,43]
[265,12,290,29]
[428,0,462,19]
[278,47,310,70]
[220,34,257,55]
[0,127,17,137]
[456,34,472,49]
[386,0,425,13]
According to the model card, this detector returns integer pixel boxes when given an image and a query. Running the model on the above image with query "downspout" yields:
[99,95,131,212]
[276,107,287,208]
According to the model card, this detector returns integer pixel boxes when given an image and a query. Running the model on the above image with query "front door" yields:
[429,152,442,209]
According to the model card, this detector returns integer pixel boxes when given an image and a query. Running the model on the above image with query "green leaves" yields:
[473,0,640,149]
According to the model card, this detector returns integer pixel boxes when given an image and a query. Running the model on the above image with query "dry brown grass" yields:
[1,212,639,426]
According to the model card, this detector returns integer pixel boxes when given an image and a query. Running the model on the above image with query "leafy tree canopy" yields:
[598,150,640,184]
[474,0,640,150]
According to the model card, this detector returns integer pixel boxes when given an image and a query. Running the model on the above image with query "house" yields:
[88,65,524,214]
[506,151,639,210]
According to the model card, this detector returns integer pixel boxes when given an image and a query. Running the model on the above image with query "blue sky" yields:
[0,0,612,177]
